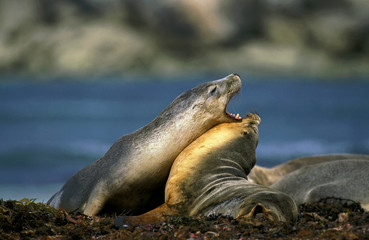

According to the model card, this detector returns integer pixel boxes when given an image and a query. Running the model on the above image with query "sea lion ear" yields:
[207,85,219,97]
[210,86,218,95]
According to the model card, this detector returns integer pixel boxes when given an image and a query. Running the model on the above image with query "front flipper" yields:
[114,203,176,228]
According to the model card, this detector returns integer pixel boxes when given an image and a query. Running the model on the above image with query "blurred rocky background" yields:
[0,0,368,78]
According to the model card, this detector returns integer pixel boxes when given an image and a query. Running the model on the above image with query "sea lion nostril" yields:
[230,74,241,81]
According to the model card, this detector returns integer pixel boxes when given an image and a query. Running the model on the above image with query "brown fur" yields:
[115,114,298,227]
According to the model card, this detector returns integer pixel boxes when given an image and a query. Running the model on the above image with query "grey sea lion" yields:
[249,154,369,186]
[48,74,243,216]
[248,154,369,211]
[269,158,369,211]
[115,113,297,227]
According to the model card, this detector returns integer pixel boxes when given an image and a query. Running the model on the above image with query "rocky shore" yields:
[1,198,368,239]
[1,0,369,78]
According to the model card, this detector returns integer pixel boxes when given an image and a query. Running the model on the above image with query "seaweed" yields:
[1,198,368,239]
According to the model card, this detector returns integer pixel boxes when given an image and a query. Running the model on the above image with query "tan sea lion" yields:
[48,74,244,216]
[248,154,369,186]
[114,113,298,227]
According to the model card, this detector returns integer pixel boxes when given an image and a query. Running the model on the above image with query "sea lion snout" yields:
[239,113,261,137]
[228,73,241,82]
[232,73,240,78]
[244,113,261,126]
[224,74,242,95]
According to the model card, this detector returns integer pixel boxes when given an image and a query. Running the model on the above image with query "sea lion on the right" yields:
[249,154,369,211]
[249,154,369,186]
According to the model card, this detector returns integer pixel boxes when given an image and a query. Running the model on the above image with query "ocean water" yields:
[0,76,368,202]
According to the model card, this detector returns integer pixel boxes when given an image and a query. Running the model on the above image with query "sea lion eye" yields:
[209,86,218,96]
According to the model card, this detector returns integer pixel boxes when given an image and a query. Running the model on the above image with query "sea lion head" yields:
[232,113,261,172]
[196,73,243,123]
[166,113,261,207]
[203,113,261,174]
[166,74,243,127]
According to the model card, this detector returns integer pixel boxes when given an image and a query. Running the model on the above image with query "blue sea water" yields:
[0,76,368,202]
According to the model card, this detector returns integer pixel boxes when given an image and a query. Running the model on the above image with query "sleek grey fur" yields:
[270,157,369,211]
[249,154,369,186]
[48,74,242,216]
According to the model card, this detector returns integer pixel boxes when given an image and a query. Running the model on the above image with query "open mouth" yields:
[226,112,242,120]
[224,73,243,121]
[225,88,242,121]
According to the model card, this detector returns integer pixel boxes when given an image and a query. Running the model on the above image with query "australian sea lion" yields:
[48,74,243,216]
[248,154,369,186]
[115,113,297,227]
[269,158,369,211]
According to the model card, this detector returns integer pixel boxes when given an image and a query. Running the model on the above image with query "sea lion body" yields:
[48,74,242,216]
[270,158,369,211]
[116,114,298,227]
[249,154,369,186]
[249,154,369,211]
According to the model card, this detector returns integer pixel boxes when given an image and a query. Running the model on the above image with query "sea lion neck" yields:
[135,107,217,157]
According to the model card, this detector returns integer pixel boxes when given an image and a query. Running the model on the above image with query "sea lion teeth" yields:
[47,74,243,216]
[227,112,242,120]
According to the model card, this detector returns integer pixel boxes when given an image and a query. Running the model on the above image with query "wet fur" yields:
[48,74,242,216]
[116,114,298,227]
